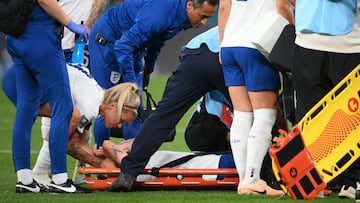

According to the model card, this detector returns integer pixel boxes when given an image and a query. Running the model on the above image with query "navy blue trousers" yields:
[120,44,229,177]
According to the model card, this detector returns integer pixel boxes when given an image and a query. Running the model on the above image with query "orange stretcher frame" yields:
[78,167,239,190]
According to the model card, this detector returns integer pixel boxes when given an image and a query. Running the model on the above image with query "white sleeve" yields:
[68,65,104,133]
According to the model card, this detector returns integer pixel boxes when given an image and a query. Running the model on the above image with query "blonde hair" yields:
[103,83,141,120]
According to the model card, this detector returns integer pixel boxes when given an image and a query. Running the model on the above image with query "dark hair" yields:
[191,0,219,8]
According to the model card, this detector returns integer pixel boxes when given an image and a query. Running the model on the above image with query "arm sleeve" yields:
[114,2,172,82]
[144,40,164,72]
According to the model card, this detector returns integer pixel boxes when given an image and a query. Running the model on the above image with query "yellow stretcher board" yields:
[298,64,360,183]
[272,64,360,187]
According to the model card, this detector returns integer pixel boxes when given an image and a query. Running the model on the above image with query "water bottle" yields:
[71,21,86,65]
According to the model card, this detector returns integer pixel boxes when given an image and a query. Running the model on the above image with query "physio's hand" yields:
[93,144,104,157]
[66,20,89,41]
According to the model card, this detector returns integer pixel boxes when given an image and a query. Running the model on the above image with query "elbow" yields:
[276,1,295,24]
[37,0,46,6]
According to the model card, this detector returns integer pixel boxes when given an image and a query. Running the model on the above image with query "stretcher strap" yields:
[151,153,209,176]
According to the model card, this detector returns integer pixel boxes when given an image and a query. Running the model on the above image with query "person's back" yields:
[96,0,192,44]
[293,0,360,121]
[185,90,231,152]
[292,0,360,200]
[221,0,276,48]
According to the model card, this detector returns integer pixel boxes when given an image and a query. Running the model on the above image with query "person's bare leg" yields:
[102,139,134,165]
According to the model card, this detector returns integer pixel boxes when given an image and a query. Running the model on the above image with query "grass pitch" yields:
[0,75,353,203]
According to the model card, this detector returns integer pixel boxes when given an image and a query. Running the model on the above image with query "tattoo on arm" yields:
[112,145,125,159]
[68,142,103,168]
[85,0,108,30]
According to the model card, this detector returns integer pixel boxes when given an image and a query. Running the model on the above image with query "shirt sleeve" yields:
[144,39,164,72]
[114,1,173,82]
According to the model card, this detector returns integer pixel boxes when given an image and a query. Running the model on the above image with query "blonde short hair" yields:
[103,83,141,120]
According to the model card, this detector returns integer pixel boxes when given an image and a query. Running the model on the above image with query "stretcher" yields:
[298,64,360,183]
[270,127,327,200]
[271,64,360,198]
[78,167,239,190]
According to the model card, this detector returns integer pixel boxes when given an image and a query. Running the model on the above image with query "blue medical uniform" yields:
[89,0,192,145]
[5,5,73,174]
[120,26,230,177]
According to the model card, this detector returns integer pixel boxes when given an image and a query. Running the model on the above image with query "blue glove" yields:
[66,20,89,41]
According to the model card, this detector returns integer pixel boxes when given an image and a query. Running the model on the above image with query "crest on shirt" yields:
[77,115,90,134]
[110,71,121,84]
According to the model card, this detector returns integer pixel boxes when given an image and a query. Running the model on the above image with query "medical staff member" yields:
[88,0,218,149]
[108,24,231,192]
[5,0,88,193]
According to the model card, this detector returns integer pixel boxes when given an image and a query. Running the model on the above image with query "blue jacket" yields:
[98,0,192,82]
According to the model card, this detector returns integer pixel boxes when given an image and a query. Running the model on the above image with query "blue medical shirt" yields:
[183,26,220,53]
[194,90,232,129]
[295,0,357,35]
[99,0,192,83]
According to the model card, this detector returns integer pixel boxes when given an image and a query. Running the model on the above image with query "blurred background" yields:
[0,9,218,78]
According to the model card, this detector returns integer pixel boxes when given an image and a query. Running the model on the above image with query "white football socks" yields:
[41,117,51,139]
[230,110,253,184]
[32,117,51,176]
[17,169,33,185]
[52,173,68,185]
[244,108,277,184]
[32,140,51,175]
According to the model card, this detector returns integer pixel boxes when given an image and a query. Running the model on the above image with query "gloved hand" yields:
[66,20,89,41]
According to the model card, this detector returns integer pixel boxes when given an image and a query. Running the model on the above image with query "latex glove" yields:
[66,20,89,41]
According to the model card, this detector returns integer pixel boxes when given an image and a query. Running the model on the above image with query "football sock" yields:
[230,110,253,183]
[32,140,51,175]
[41,117,51,139]
[52,173,68,185]
[17,169,33,185]
[244,108,277,184]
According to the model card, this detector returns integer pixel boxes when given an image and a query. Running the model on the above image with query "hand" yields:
[66,20,89,41]
[93,144,104,157]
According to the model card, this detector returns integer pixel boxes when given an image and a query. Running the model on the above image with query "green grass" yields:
[0,75,353,202]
